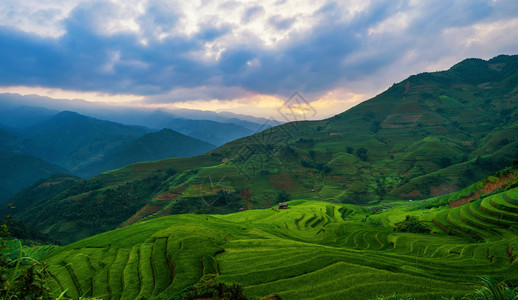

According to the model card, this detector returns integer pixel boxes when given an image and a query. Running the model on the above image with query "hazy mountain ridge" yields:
[0,111,218,197]
[135,110,255,146]
[24,111,152,173]
[84,129,216,174]
[0,93,269,135]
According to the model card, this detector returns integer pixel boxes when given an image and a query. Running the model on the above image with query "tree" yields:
[375,178,387,200]
[277,191,291,203]
[356,147,368,161]
[438,157,452,168]
[394,215,431,234]
[309,150,316,161]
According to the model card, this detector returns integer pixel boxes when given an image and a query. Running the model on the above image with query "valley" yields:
[1,54,517,299]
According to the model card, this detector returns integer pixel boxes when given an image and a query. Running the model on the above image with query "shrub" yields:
[468,276,518,300]
[439,157,452,168]
[174,275,247,300]
[277,191,291,203]
[356,147,368,161]
[394,215,431,234]
[1,208,56,299]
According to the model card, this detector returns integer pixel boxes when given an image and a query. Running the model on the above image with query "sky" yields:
[0,0,517,120]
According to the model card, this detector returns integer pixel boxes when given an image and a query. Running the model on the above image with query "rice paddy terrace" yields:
[39,187,518,299]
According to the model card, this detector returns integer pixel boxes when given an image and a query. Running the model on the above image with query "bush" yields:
[175,275,247,300]
[1,209,56,299]
[438,157,452,168]
[277,191,291,203]
[468,276,518,300]
[394,215,431,234]
[356,147,368,161]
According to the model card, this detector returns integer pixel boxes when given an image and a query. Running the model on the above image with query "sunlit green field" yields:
[38,187,518,299]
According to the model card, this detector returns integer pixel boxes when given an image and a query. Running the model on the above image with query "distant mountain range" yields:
[82,128,215,175]
[0,93,270,138]
[0,98,270,202]
[130,110,255,146]
[8,54,518,244]
[25,111,152,173]
[0,110,231,202]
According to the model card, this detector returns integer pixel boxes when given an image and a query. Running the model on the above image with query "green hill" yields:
[0,155,68,203]
[10,55,518,244]
[24,111,152,177]
[4,174,82,213]
[79,129,215,176]
[38,181,518,299]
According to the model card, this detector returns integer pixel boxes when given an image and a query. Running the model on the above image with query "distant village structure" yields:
[278,202,289,209]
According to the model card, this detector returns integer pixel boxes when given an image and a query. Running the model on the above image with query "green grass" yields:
[39,187,518,299]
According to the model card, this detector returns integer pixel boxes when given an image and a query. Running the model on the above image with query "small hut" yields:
[278,202,288,209]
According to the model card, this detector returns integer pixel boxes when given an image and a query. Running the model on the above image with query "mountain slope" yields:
[4,174,82,212]
[93,129,215,172]
[12,54,518,243]
[0,155,67,203]
[21,111,151,177]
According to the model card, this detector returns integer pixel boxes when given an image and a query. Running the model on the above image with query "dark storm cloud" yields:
[0,1,217,95]
[0,0,517,100]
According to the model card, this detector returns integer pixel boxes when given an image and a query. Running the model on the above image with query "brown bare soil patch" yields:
[269,172,298,189]
[259,295,281,300]
[401,190,421,197]
[35,181,65,189]
[69,193,88,201]
[449,192,479,208]
[480,172,517,194]
[122,204,161,227]
[430,184,457,197]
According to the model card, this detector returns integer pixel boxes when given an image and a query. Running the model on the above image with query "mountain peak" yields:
[54,110,84,119]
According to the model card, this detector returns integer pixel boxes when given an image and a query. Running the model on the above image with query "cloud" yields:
[0,0,516,110]
[242,5,265,23]
[268,15,296,31]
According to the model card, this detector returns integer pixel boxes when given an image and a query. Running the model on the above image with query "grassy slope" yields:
[41,184,518,299]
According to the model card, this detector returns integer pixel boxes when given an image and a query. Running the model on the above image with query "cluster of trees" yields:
[394,215,431,234]
[173,275,247,300]
[346,146,368,161]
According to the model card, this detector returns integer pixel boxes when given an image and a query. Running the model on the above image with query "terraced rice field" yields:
[41,188,518,299]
